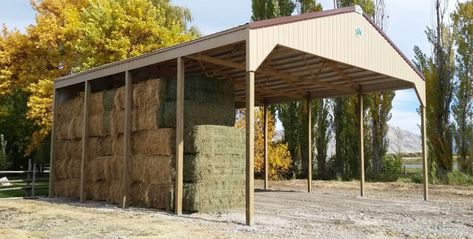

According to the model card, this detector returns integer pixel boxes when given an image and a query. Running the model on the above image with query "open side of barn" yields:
[50,6,427,226]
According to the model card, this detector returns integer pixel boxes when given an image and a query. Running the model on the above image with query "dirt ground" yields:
[0,180,472,239]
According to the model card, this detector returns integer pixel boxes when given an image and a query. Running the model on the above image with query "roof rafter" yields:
[186,54,355,95]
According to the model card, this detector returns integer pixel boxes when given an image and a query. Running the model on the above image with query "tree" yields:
[235,109,293,179]
[337,0,374,14]
[255,109,292,179]
[0,91,36,169]
[251,0,295,21]
[314,99,331,179]
[365,0,395,177]
[0,0,198,157]
[414,0,455,178]
[332,0,374,179]
[0,134,8,170]
[296,0,322,14]
[251,0,315,178]
[452,1,473,175]
[277,103,303,176]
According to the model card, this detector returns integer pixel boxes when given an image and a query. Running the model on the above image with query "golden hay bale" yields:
[129,155,172,184]
[114,86,125,110]
[85,177,108,201]
[53,179,66,197]
[110,110,124,136]
[131,129,174,156]
[53,157,68,180]
[104,156,122,181]
[146,156,173,184]
[88,137,113,157]
[56,123,70,140]
[62,139,82,160]
[54,140,67,161]
[56,95,84,122]
[110,110,139,135]
[112,135,124,156]
[55,139,81,163]
[145,183,170,209]
[65,157,81,179]
[89,91,104,115]
[132,79,160,108]
[107,180,122,204]
[130,155,146,183]
[93,156,107,181]
[68,116,83,139]
[129,182,147,206]
[85,156,108,182]
[88,114,108,137]
[65,178,80,198]
[132,105,159,131]
[129,182,170,208]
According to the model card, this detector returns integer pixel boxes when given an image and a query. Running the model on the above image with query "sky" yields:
[0,0,462,134]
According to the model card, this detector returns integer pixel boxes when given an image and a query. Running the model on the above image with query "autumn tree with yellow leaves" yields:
[0,0,198,163]
[236,109,292,180]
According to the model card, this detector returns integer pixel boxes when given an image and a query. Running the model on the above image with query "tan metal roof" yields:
[55,6,425,105]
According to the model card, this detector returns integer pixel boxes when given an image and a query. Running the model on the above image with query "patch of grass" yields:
[0,181,49,198]
[446,171,473,186]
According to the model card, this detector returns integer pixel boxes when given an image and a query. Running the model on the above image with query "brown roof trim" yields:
[361,13,426,81]
[249,6,357,29]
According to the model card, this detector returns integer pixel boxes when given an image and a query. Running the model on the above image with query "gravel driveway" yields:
[0,180,472,238]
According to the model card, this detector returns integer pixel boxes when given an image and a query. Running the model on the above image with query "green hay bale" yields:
[184,126,244,154]
[183,153,244,183]
[163,74,234,103]
[183,182,244,212]
[103,88,116,112]
[102,88,116,134]
[159,101,235,128]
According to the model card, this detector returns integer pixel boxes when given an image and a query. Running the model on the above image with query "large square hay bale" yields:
[183,182,244,212]
[131,129,175,156]
[133,79,160,108]
[89,91,104,115]
[184,125,244,154]
[88,136,113,157]
[159,101,235,128]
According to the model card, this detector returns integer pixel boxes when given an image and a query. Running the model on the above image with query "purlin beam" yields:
[186,54,355,95]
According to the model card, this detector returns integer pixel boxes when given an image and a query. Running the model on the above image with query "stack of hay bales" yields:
[54,94,84,198]
[53,74,244,213]
[183,125,245,212]
[159,75,236,128]
[128,79,174,209]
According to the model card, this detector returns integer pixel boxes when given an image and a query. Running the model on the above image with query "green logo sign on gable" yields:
[355,27,362,38]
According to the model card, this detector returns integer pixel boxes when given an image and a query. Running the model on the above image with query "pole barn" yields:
[50,6,427,226]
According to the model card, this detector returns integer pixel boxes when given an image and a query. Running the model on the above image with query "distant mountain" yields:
[386,125,421,154]
[274,125,421,156]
